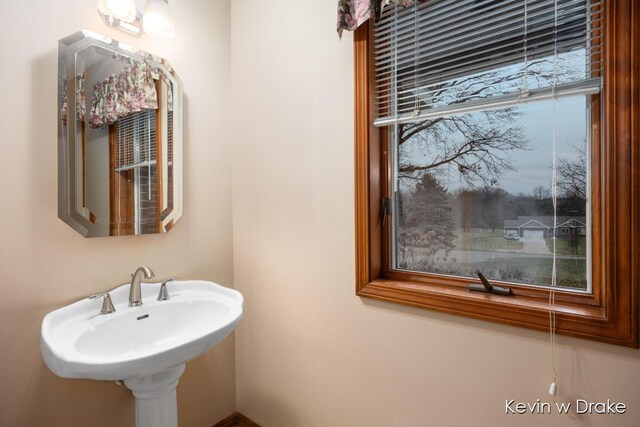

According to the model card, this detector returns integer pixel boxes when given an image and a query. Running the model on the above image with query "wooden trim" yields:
[109,124,117,236]
[109,124,134,236]
[81,121,86,207]
[355,22,373,288]
[354,0,639,348]
[156,79,165,233]
[213,412,261,427]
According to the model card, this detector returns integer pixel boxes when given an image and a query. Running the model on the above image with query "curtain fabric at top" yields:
[61,57,174,129]
[337,0,426,35]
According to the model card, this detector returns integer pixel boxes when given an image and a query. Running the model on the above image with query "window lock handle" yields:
[381,197,392,226]
[469,271,512,296]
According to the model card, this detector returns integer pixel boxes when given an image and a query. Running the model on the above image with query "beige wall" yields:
[0,0,234,426]
[231,1,640,426]
[2,0,640,426]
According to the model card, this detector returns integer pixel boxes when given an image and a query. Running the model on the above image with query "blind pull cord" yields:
[548,0,560,403]
[412,0,420,117]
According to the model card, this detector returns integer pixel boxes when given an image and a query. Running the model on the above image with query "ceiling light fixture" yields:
[98,0,175,38]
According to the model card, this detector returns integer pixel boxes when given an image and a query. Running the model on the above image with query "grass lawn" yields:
[455,256,588,290]
[545,237,587,256]
[401,227,588,290]
[402,244,588,290]
[454,228,524,252]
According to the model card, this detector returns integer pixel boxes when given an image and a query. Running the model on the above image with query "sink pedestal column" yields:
[124,364,186,427]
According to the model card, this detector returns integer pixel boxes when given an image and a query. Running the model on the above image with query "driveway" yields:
[519,237,552,255]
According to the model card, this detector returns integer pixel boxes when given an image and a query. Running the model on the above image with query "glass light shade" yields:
[98,0,137,23]
[143,0,175,38]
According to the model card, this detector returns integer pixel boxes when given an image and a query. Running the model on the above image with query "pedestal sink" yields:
[40,280,243,427]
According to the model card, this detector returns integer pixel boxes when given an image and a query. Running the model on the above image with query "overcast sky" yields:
[413,94,588,195]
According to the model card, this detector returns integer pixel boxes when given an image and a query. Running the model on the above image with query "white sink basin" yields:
[41,280,242,380]
[40,280,243,427]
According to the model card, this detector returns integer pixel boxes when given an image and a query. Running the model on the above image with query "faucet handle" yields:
[89,292,116,315]
[158,278,176,301]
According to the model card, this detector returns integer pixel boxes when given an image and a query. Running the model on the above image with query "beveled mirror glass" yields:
[58,30,183,237]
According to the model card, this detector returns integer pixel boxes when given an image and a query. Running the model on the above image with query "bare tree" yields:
[456,189,476,232]
[397,59,565,187]
[532,185,551,200]
[532,185,551,215]
[396,66,560,186]
[557,140,587,200]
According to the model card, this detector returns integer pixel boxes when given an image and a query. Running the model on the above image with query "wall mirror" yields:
[58,30,183,237]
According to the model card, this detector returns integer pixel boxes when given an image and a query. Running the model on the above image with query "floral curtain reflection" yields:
[61,60,174,129]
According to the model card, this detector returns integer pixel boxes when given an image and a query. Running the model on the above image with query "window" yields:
[354,0,639,347]
[109,83,174,237]
[394,96,590,291]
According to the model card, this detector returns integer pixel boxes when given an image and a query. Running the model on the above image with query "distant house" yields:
[504,216,586,239]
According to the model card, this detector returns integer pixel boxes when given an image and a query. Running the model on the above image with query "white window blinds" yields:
[114,110,157,172]
[374,0,603,127]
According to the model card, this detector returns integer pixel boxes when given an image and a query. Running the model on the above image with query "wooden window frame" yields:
[354,0,639,348]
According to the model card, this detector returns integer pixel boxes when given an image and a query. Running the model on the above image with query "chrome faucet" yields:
[129,266,155,307]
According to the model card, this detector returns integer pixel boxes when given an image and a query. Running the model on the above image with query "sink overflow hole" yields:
[137,314,150,320]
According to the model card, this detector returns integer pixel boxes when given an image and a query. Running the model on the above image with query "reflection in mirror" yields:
[58,30,182,237]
